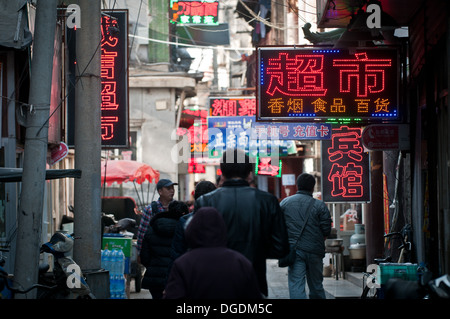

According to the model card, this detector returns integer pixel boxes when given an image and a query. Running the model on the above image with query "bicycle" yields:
[361,225,414,299]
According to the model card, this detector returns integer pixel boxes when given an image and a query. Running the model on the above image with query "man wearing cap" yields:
[136,179,178,253]
[280,172,332,299]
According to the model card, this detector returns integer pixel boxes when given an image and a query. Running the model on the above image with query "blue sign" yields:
[207,116,294,158]
[251,122,332,140]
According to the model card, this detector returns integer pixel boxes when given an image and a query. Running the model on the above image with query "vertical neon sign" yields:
[321,126,371,203]
[67,11,129,148]
[100,11,129,147]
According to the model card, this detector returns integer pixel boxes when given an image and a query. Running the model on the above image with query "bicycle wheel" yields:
[361,274,378,299]
[361,285,378,299]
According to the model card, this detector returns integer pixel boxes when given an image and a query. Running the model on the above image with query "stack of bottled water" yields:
[101,248,126,299]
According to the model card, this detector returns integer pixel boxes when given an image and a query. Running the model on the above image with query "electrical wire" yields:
[129,34,255,51]
[237,0,285,30]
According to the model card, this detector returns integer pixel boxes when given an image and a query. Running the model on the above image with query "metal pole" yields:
[13,0,57,299]
[73,0,102,272]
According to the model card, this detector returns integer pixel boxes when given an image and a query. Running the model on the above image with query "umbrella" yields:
[101,160,159,186]
[101,160,160,210]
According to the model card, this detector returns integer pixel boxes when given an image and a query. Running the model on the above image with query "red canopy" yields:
[101,160,160,186]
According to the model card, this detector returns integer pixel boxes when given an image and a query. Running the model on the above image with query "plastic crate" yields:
[377,263,418,285]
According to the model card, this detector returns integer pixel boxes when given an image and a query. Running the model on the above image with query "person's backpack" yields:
[150,201,158,217]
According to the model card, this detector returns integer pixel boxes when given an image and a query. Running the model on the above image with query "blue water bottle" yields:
[104,249,111,272]
[117,250,125,274]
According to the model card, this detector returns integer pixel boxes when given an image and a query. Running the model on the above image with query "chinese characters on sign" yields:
[170,0,219,25]
[321,126,371,203]
[209,97,256,117]
[207,116,295,159]
[257,47,399,122]
[67,11,129,148]
[100,11,128,147]
[188,121,208,157]
[251,122,331,140]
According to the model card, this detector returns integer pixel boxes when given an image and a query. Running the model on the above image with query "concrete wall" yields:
[127,75,196,201]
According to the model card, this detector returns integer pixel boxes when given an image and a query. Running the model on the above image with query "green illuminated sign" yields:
[170,0,219,25]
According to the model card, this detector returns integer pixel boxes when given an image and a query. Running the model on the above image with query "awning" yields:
[0,0,32,49]
[176,23,230,46]
[0,168,82,183]
[101,160,159,186]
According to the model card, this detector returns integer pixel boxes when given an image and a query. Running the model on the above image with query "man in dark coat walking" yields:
[164,207,262,299]
[195,148,289,297]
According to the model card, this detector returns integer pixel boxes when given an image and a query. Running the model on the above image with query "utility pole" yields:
[13,0,57,299]
[73,0,102,288]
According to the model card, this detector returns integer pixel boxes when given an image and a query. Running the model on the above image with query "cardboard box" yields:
[343,214,356,231]
[102,235,132,257]
[102,235,132,274]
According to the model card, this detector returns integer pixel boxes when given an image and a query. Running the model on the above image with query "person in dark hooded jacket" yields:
[170,180,217,262]
[195,149,289,297]
[164,207,262,299]
[140,200,189,299]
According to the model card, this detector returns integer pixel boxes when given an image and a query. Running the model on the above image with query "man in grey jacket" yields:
[280,173,332,299]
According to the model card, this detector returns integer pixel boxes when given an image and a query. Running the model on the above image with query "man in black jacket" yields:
[195,148,289,297]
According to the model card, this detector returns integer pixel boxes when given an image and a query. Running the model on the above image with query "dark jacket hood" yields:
[185,207,227,249]
[150,210,183,236]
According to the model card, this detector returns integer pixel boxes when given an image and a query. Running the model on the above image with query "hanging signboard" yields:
[100,10,129,147]
[188,120,208,158]
[251,122,332,140]
[321,126,371,203]
[67,10,129,148]
[257,47,400,123]
[50,142,69,166]
[209,96,256,117]
[255,156,282,177]
[170,0,219,25]
[362,124,410,150]
[207,116,292,158]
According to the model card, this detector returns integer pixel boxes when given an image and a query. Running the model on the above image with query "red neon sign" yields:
[256,157,282,177]
[66,11,128,148]
[333,52,391,97]
[257,47,399,122]
[209,97,256,117]
[266,54,327,97]
[100,11,128,147]
[187,121,208,157]
[188,158,206,174]
[321,126,371,202]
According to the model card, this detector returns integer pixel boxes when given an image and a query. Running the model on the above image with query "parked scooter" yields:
[0,231,95,299]
[60,205,137,238]
[102,214,136,236]
[1,249,58,299]
[39,231,95,299]
[384,266,450,299]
